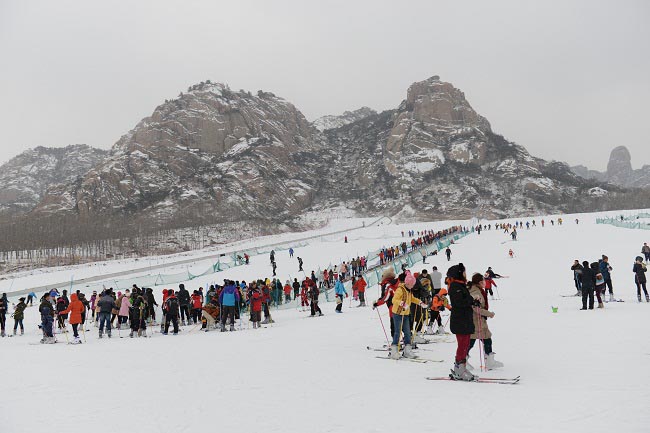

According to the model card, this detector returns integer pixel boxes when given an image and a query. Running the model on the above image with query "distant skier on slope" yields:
[446,247,452,261]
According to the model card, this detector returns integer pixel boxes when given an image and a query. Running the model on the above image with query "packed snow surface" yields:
[1,210,650,433]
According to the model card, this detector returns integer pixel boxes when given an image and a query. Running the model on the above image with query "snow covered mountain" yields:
[318,76,640,219]
[312,106,377,131]
[0,144,108,216]
[571,145,650,188]
[23,76,650,230]
[34,82,328,224]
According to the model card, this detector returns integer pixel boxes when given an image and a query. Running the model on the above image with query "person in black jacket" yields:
[448,263,476,381]
[571,260,583,297]
[0,293,7,337]
[580,260,596,310]
[633,256,649,302]
[97,289,116,338]
[146,288,158,324]
[292,278,300,300]
[177,284,191,325]
[39,292,55,343]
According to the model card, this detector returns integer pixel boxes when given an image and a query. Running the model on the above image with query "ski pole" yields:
[375,307,390,347]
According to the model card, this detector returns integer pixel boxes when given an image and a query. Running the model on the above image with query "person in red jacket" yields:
[353,276,367,307]
[300,278,310,311]
[373,268,399,338]
[250,287,263,329]
[283,281,292,304]
[190,290,202,324]
[58,293,85,344]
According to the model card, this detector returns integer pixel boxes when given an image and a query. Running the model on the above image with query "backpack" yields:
[166,297,179,314]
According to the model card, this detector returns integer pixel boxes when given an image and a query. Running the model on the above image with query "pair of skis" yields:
[368,346,443,363]
[426,373,520,385]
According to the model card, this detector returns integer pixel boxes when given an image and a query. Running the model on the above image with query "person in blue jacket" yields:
[334,276,348,313]
[599,255,614,302]
[219,280,240,331]
[39,292,56,343]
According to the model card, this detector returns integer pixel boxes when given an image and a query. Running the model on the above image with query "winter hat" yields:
[447,263,466,280]
[636,256,644,262]
[19,297,25,302]
[582,261,589,268]
[179,284,185,290]
[405,273,416,289]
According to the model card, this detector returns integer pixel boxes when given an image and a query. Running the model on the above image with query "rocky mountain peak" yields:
[0,144,108,216]
[403,76,491,132]
[606,145,633,184]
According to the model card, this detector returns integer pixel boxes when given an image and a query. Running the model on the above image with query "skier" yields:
[12,297,26,336]
[374,268,398,338]
[580,260,596,310]
[177,284,191,325]
[353,276,367,307]
[484,272,497,300]
[592,262,605,308]
[97,289,115,338]
[387,272,427,359]
[59,293,85,344]
[244,253,250,265]
[300,278,310,311]
[89,291,97,323]
[427,288,450,334]
[447,263,477,381]
[201,299,219,331]
[309,278,323,317]
[289,247,294,258]
[445,247,452,261]
[191,290,203,323]
[272,260,277,276]
[599,255,614,302]
[269,250,275,264]
[0,293,7,337]
[292,278,300,300]
[571,260,583,297]
[283,281,292,303]
[249,285,263,328]
[146,288,158,324]
[344,236,348,243]
[130,291,148,337]
[298,257,303,272]
[467,273,502,370]
[117,290,131,330]
[39,292,56,344]
[642,243,650,263]
[633,256,649,302]
[163,290,180,335]
[219,281,240,331]
[334,276,348,313]
[508,249,514,258]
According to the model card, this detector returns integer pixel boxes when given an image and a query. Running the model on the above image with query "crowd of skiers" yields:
[372,262,504,381]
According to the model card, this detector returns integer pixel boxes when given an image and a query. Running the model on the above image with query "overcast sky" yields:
[1,0,648,170]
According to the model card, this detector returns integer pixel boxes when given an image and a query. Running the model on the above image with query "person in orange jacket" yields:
[353,276,367,307]
[58,293,85,344]
[426,288,451,335]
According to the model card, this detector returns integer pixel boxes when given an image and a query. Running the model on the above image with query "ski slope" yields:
[1,211,650,433]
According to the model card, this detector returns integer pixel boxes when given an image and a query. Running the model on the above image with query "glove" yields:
[345,294,349,298]
[488,311,495,318]
[372,302,378,310]
[419,302,427,309]
[472,299,481,307]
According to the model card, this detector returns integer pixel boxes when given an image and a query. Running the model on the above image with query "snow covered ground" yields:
[2,210,650,433]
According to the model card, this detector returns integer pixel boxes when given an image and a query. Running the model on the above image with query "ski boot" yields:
[13,329,17,336]
[484,353,504,370]
[129,331,134,338]
[646,294,650,303]
[403,344,417,359]
[229,325,235,332]
[20,329,24,336]
[220,324,226,332]
[107,332,112,338]
[452,362,476,381]
[413,334,428,344]
[639,294,642,303]
[424,325,434,335]
[1,331,5,337]
[98,330,103,339]
[389,344,400,360]
[71,337,82,345]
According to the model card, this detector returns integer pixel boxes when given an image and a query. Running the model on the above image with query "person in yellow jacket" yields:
[389,271,428,360]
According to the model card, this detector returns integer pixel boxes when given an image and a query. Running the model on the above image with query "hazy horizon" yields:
[1,0,648,171]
